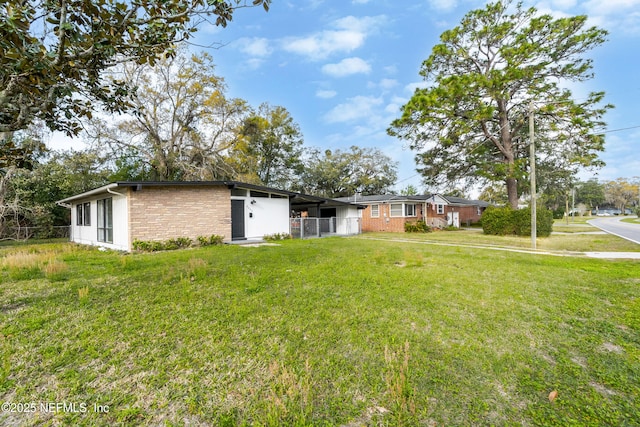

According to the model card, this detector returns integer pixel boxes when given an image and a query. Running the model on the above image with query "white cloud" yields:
[367,78,399,91]
[536,0,640,33]
[385,102,401,114]
[324,95,384,123]
[322,57,371,77]
[352,0,371,3]
[316,89,337,99]
[380,78,399,90]
[583,0,640,33]
[551,0,577,8]
[281,15,387,60]
[583,0,640,16]
[234,37,273,58]
[428,0,458,12]
[404,81,429,94]
[383,65,398,75]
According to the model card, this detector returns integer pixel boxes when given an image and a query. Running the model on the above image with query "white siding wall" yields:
[234,194,290,239]
[335,206,361,235]
[70,193,128,251]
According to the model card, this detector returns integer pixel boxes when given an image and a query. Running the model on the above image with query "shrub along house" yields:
[335,194,490,232]
[57,181,361,251]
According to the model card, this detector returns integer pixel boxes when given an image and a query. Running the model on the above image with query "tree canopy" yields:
[232,103,305,190]
[0,0,270,137]
[87,51,248,181]
[388,0,611,208]
[298,146,398,198]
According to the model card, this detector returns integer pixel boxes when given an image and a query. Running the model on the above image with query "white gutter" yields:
[57,183,120,204]
[107,187,126,197]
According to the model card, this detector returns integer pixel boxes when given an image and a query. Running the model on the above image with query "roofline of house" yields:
[56,181,366,210]
[335,193,490,207]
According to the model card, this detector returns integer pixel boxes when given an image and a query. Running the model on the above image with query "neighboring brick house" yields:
[335,194,490,232]
[57,181,360,251]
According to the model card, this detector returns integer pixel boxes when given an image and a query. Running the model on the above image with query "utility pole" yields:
[529,102,536,250]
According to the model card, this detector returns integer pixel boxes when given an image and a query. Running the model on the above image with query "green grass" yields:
[1,239,639,426]
[552,218,599,233]
[369,227,640,253]
[621,217,640,225]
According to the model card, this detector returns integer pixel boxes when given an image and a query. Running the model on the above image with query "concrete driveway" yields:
[587,216,640,245]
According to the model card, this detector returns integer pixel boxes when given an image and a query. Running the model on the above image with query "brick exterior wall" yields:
[361,203,426,232]
[128,185,231,246]
[361,202,483,232]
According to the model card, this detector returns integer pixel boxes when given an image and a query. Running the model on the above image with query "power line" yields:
[598,125,640,134]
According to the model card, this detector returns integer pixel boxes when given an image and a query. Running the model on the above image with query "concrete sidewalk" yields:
[584,252,640,259]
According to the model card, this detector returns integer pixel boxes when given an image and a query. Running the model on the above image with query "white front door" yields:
[452,212,459,228]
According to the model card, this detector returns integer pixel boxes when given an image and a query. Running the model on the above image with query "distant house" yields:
[57,181,361,251]
[335,194,490,232]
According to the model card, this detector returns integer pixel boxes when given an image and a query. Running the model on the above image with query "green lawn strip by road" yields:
[621,217,640,225]
[364,228,640,253]
[1,239,639,426]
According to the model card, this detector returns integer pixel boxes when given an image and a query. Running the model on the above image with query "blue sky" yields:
[199,0,640,192]
[53,0,640,192]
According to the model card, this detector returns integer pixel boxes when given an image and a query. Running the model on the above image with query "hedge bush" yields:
[263,233,293,241]
[481,206,516,235]
[482,206,553,237]
[404,220,431,233]
[133,234,223,252]
[197,234,224,246]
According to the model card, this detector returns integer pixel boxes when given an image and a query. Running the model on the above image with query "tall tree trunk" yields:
[506,177,519,209]
[497,100,519,209]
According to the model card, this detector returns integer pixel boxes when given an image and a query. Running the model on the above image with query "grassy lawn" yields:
[1,238,639,426]
[552,218,599,234]
[621,217,640,225]
[366,227,640,253]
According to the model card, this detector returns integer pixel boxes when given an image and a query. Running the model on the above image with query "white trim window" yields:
[390,203,403,217]
[76,202,91,226]
[405,204,416,217]
[97,197,113,243]
[370,204,380,218]
[437,204,445,215]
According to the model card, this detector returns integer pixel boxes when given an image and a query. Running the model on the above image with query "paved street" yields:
[588,216,640,245]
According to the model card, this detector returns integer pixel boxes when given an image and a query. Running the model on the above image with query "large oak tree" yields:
[388,0,611,208]
[232,103,305,190]
[0,0,270,137]
[87,51,248,181]
[298,146,398,198]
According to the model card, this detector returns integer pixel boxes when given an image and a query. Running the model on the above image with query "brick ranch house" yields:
[57,181,361,251]
[334,194,490,233]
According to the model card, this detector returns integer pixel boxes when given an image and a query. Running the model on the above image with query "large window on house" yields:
[97,198,113,243]
[437,204,445,215]
[390,203,403,217]
[405,204,416,217]
[76,202,91,226]
[371,204,380,218]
